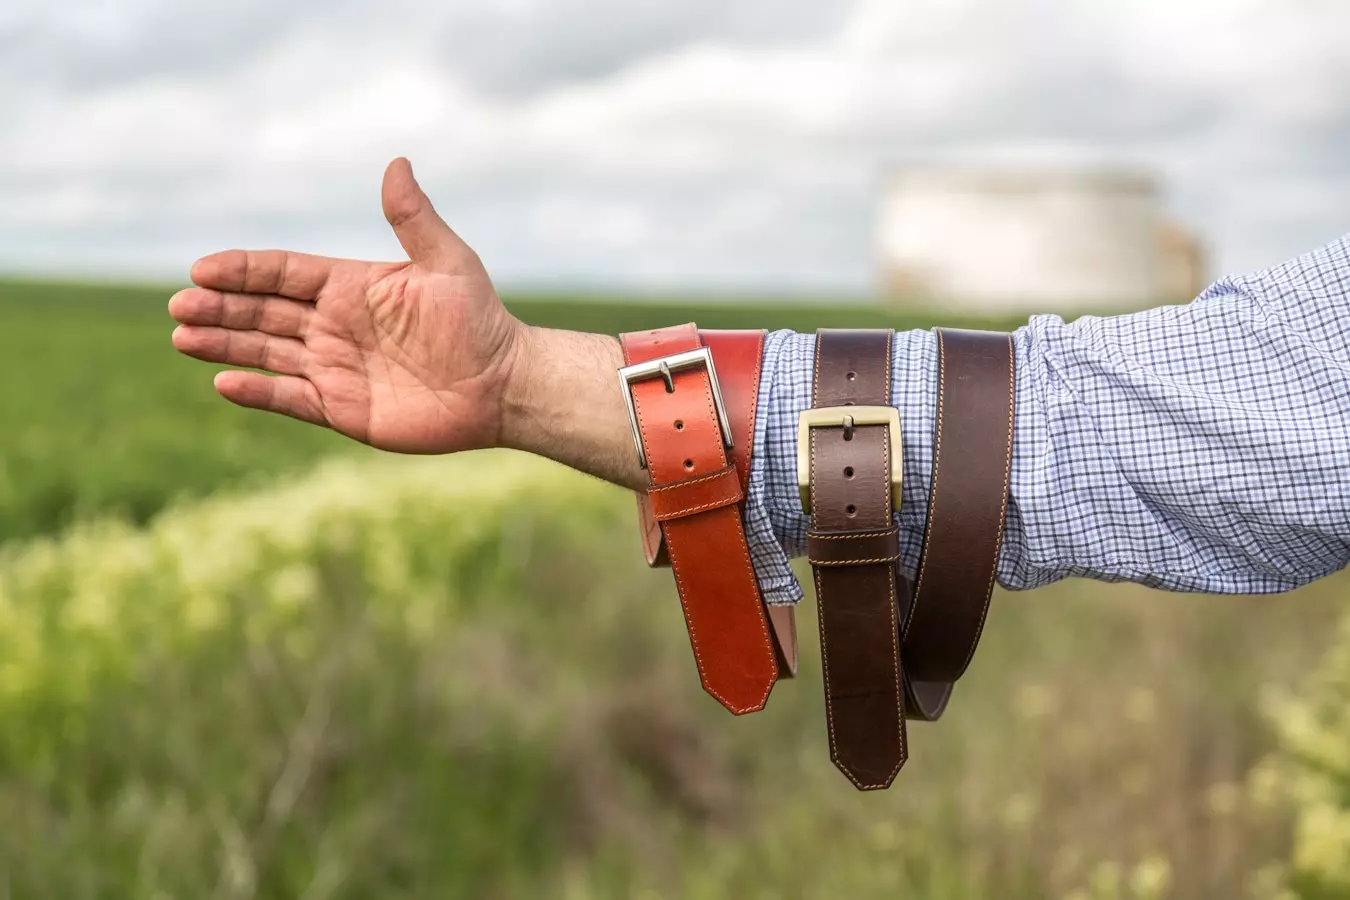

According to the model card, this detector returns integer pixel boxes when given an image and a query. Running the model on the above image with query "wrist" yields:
[496,319,538,448]
[497,324,645,489]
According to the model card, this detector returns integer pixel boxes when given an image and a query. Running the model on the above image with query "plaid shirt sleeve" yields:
[743,233,1350,605]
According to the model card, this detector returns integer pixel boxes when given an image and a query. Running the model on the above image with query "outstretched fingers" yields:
[191,249,335,301]
[172,326,310,377]
[213,371,329,428]
[169,288,312,337]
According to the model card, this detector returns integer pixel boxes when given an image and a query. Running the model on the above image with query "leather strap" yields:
[805,329,907,790]
[620,325,780,714]
[803,327,1016,786]
[900,328,1015,718]
[634,330,798,678]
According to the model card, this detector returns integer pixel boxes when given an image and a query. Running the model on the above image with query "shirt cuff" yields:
[742,327,940,604]
[743,330,804,604]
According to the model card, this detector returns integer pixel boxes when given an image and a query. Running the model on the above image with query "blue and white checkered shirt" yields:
[744,234,1350,604]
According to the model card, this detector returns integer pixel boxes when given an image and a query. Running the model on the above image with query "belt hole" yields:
[683,459,694,470]
[846,371,856,381]
[674,420,684,431]
[844,466,854,479]
[845,504,857,517]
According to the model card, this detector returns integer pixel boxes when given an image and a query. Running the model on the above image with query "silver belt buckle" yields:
[618,346,733,470]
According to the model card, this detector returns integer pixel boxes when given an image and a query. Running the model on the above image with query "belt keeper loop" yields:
[647,464,743,522]
[806,527,901,567]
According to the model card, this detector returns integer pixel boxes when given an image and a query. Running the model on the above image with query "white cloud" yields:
[1,0,1347,290]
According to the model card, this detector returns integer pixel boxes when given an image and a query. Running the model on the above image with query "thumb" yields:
[381,157,473,271]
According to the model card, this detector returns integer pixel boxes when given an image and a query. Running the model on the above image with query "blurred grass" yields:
[0,280,367,542]
[2,276,1345,898]
[0,452,1343,898]
[0,278,1024,544]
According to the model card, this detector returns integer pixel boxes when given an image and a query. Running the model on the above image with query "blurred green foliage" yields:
[1251,609,1350,898]
[1,278,1346,898]
[0,451,1345,898]
[0,278,1024,545]
[0,280,366,543]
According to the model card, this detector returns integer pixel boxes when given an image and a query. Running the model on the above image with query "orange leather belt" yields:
[800,327,1015,789]
[619,325,793,714]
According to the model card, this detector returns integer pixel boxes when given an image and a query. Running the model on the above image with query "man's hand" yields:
[169,157,522,455]
[170,158,644,488]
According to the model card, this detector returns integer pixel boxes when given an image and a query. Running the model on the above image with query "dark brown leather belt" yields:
[903,328,1015,721]
[801,329,908,789]
[800,327,1015,789]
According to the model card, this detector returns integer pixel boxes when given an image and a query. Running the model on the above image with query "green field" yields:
[1,279,1347,898]
[0,279,1024,544]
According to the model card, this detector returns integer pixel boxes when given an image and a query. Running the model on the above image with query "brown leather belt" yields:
[902,328,1016,721]
[619,325,789,715]
[800,328,1014,789]
[800,329,908,789]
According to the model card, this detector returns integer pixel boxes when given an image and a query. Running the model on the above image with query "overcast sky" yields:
[2,0,1347,293]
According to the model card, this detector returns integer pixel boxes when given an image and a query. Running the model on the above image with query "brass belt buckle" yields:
[618,346,733,470]
[796,405,903,515]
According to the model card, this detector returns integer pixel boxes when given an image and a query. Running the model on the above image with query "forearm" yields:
[747,236,1350,601]
[495,237,1350,602]
[1001,246,1350,592]
[499,324,647,490]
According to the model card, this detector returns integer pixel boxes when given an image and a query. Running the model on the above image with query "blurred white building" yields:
[878,167,1206,312]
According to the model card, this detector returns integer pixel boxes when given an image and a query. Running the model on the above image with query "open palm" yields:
[169,158,523,454]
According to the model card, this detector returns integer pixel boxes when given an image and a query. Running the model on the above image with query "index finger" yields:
[190,249,334,301]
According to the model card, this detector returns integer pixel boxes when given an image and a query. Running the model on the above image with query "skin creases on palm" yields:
[168,158,524,456]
